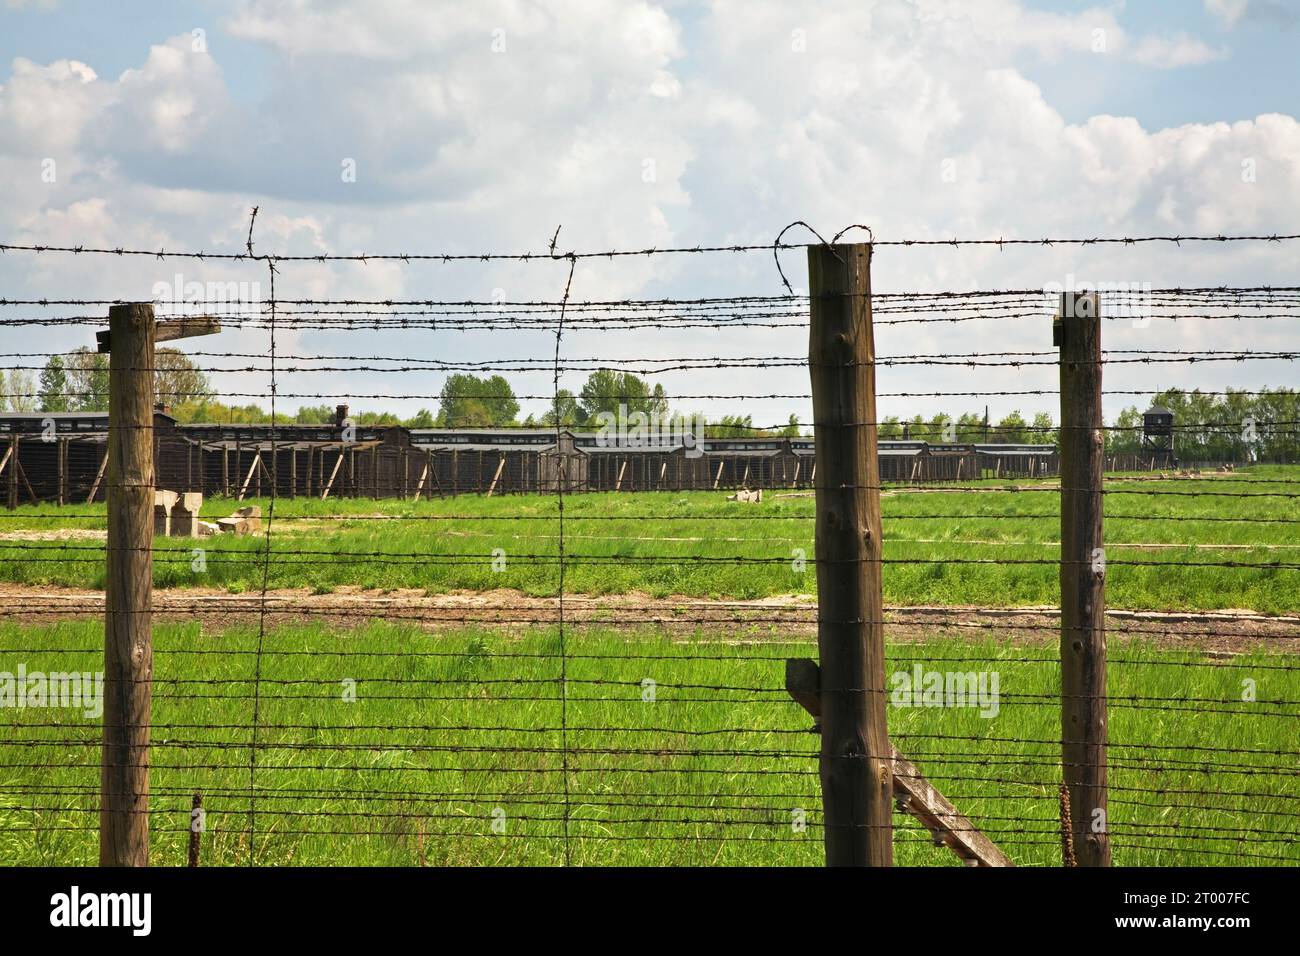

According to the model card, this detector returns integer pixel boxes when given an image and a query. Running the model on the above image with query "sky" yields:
[0,0,1297,428]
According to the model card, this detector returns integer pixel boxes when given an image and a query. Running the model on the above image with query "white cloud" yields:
[1205,0,1250,28]
[0,0,1295,425]
[1128,33,1227,68]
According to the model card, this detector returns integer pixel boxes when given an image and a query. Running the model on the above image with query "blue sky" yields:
[0,0,1296,426]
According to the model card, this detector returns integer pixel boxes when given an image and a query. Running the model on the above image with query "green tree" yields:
[1106,405,1142,454]
[405,408,436,428]
[355,411,402,426]
[779,413,801,438]
[295,404,334,424]
[540,389,582,427]
[1029,411,1056,445]
[995,410,1028,443]
[577,370,667,423]
[38,356,69,412]
[708,414,760,437]
[154,349,213,407]
[65,347,110,411]
[8,370,37,412]
[436,374,519,427]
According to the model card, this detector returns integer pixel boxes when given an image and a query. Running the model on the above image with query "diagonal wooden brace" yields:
[785,658,1014,868]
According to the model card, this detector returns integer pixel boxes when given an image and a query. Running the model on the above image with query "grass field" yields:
[0,466,1295,866]
[1,620,1296,867]
[0,465,1296,613]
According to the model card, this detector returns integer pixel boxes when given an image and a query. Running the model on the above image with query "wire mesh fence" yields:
[0,220,1296,866]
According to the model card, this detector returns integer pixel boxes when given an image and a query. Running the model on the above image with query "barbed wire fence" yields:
[0,224,1296,866]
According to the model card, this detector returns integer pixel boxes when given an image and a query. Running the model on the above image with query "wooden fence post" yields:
[1057,291,1110,866]
[807,242,891,866]
[102,302,156,867]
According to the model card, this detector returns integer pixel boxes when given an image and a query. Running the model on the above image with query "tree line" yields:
[3,356,1293,458]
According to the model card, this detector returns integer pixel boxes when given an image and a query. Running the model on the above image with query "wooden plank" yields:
[784,658,1012,868]
[86,446,110,503]
[97,315,220,353]
[891,746,1014,867]
[320,451,344,500]
[1057,291,1110,866]
[486,454,506,497]
[237,452,262,501]
[411,463,429,502]
[15,458,37,504]
[807,241,890,866]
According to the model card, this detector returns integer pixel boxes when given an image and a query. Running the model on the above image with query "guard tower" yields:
[1142,404,1175,468]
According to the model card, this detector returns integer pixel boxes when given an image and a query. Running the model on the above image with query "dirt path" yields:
[0,584,1294,654]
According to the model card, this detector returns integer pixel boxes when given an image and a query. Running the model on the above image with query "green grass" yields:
[0,466,1295,613]
[1,620,1295,867]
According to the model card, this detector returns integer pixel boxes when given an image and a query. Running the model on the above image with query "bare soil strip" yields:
[0,585,1294,654]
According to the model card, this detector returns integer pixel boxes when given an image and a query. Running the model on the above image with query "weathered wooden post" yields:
[98,309,219,867]
[1056,291,1110,866]
[101,302,156,866]
[807,242,891,866]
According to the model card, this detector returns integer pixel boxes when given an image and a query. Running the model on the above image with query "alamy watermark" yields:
[1044,274,1152,327]
[152,272,261,318]
[890,664,1000,718]
[0,664,103,718]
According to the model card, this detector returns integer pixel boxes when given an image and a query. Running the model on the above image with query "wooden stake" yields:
[807,242,891,866]
[102,302,155,867]
[1057,291,1110,867]
[237,452,262,501]
[487,454,506,497]
[86,446,109,503]
[321,450,344,500]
